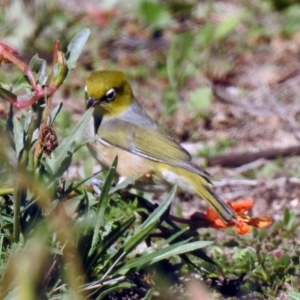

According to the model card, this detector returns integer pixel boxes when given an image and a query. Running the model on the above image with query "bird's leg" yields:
[87,178,105,196]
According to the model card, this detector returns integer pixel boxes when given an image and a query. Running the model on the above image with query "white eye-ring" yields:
[105,88,116,101]
[84,85,87,92]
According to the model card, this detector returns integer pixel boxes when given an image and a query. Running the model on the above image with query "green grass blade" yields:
[159,226,189,248]
[89,157,117,255]
[140,185,176,229]
[13,118,24,158]
[66,28,91,70]
[86,216,136,272]
[121,186,176,254]
[118,240,212,274]
[50,102,63,125]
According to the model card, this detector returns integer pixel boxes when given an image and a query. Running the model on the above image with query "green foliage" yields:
[65,28,91,70]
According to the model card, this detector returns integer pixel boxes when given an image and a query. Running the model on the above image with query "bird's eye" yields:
[105,88,116,102]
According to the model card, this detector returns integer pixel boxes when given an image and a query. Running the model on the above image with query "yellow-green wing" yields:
[98,118,192,165]
[97,118,211,181]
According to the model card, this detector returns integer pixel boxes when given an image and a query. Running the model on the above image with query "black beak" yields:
[86,97,95,109]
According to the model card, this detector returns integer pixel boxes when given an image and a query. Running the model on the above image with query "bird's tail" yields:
[192,174,237,223]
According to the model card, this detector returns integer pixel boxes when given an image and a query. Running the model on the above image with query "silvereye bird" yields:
[85,70,236,223]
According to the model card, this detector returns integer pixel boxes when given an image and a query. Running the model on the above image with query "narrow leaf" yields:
[123,221,158,254]
[12,76,32,93]
[119,187,176,256]
[86,216,136,272]
[160,227,189,248]
[141,185,176,229]
[28,54,47,85]
[45,108,93,176]
[89,157,117,254]
[118,240,212,274]
[50,103,63,125]
[13,118,24,158]
[66,28,91,70]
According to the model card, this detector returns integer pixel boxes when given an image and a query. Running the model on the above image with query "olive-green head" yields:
[85,70,133,118]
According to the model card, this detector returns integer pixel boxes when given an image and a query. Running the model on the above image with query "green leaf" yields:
[13,118,24,158]
[86,216,136,272]
[53,150,73,178]
[50,102,63,125]
[101,216,136,252]
[274,253,291,269]
[12,55,48,94]
[28,54,47,85]
[12,76,32,94]
[160,227,189,248]
[45,108,93,178]
[118,240,212,274]
[121,219,158,256]
[141,185,176,229]
[283,207,297,231]
[66,28,91,70]
[107,186,177,270]
[90,157,117,254]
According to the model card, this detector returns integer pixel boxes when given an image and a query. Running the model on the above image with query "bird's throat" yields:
[93,115,102,134]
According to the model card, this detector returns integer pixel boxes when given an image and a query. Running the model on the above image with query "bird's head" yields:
[85,70,133,118]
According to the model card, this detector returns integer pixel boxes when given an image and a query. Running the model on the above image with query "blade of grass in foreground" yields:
[118,240,212,275]
[89,157,117,255]
[123,185,177,254]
